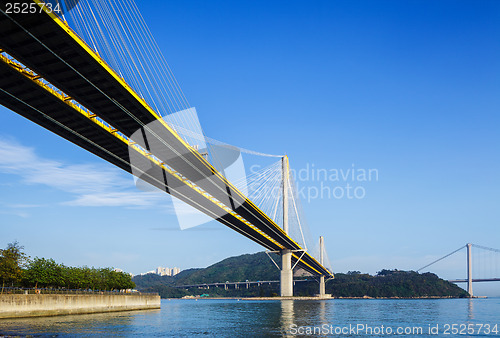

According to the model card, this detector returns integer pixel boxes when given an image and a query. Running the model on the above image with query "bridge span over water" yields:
[0,0,332,296]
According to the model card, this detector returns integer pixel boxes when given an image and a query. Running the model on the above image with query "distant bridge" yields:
[418,243,500,297]
[448,278,500,283]
[174,279,314,290]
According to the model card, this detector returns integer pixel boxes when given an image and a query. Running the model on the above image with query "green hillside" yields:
[133,252,468,299]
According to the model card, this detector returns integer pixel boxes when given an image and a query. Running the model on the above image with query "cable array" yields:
[57,0,330,268]
[65,0,192,126]
[231,158,332,269]
[233,160,283,223]
[472,244,500,280]
[64,0,282,167]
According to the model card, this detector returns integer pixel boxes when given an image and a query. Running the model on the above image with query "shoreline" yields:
[0,294,160,319]
[172,295,474,301]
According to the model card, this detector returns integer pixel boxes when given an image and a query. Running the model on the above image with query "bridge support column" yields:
[319,275,325,296]
[318,236,326,297]
[467,243,473,297]
[281,249,293,297]
[280,156,293,297]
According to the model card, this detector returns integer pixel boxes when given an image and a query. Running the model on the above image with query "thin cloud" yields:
[149,226,223,232]
[7,204,45,208]
[0,137,170,208]
[0,138,126,194]
[0,210,30,218]
[64,191,166,207]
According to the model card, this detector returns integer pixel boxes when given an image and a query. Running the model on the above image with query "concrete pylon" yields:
[281,249,293,296]
[280,156,293,297]
[467,243,473,297]
[319,236,325,296]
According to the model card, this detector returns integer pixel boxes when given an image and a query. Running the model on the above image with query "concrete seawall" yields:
[0,294,161,319]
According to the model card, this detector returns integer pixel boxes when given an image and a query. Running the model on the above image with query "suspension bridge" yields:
[418,243,500,297]
[0,0,333,296]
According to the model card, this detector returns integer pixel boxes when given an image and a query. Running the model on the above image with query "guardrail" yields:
[0,287,158,296]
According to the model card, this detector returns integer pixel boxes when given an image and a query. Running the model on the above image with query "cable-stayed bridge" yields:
[0,0,333,296]
[418,243,500,297]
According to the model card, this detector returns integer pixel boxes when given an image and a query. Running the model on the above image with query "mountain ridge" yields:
[133,252,468,298]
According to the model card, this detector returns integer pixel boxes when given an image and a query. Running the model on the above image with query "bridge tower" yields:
[280,155,293,297]
[319,236,326,296]
[467,243,473,297]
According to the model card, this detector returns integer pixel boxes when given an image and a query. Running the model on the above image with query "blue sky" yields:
[1,0,499,294]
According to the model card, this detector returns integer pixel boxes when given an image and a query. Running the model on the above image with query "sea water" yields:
[1,298,499,337]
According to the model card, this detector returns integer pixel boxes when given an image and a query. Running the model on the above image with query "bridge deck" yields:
[0,0,332,277]
[0,52,285,254]
[449,278,500,283]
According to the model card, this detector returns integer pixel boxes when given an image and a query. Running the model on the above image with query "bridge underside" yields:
[0,1,332,278]
[0,55,285,256]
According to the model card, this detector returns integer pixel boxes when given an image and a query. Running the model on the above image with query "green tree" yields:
[24,257,63,288]
[116,270,135,289]
[0,241,28,291]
